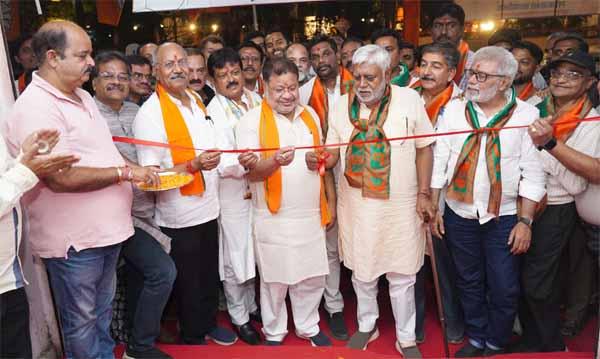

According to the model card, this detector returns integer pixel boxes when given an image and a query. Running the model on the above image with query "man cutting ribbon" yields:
[236,57,335,347]
[312,44,436,358]
[133,42,238,346]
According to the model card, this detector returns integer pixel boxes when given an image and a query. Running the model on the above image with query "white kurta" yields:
[326,85,436,282]
[207,91,262,283]
[235,104,328,285]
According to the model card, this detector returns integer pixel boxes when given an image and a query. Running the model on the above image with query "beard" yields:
[465,83,499,103]
[356,80,387,105]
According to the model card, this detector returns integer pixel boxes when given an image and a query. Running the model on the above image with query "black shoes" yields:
[483,346,505,357]
[249,309,262,324]
[327,312,349,340]
[123,347,172,359]
[236,322,261,345]
[455,342,484,358]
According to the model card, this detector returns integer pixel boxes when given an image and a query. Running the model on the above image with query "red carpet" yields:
[115,269,597,358]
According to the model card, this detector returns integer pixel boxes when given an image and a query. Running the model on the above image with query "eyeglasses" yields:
[465,69,505,83]
[98,72,130,82]
[240,56,261,63]
[550,69,585,81]
[131,72,153,81]
[157,59,188,71]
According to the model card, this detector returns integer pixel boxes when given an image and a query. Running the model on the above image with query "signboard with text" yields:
[457,0,600,20]
[133,0,321,13]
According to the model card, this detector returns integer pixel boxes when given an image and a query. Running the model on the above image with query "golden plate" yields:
[136,171,194,192]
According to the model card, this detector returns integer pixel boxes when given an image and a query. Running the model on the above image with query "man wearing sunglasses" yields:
[431,46,546,357]
[516,50,600,353]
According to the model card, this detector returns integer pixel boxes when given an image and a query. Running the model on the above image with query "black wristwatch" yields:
[537,137,557,152]
[518,216,533,228]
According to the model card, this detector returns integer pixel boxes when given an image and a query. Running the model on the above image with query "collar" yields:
[421,82,461,99]
[216,91,254,107]
[31,71,88,106]
[94,97,124,114]
[273,104,306,121]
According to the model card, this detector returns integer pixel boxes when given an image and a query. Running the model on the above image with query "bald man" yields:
[3,20,159,358]
[138,42,158,65]
[286,43,313,86]
[133,43,237,346]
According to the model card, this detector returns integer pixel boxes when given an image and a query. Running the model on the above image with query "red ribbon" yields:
[113,116,600,154]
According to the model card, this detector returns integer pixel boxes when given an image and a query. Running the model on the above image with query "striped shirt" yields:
[0,136,38,294]
[95,98,170,252]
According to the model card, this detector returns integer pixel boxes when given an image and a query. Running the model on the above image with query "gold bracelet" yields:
[116,167,123,184]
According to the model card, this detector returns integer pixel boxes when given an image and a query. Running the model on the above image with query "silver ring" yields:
[37,140,50,154]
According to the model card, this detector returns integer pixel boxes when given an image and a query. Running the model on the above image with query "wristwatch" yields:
[537,137,557,152]
[518,216,533,227]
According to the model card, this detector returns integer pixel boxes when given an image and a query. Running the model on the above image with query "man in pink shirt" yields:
[3,20,158,359]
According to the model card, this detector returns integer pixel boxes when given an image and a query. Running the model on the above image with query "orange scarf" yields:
[157,84,208,196]
[308,66,353,136]
[453,40,469,84]
[17,73,26,94]
[547,96,593,141]
[257,76,265,96]
[517,82,535,101]
[258,101,331,226]
[422,84,455,126]
[409,79,422,89]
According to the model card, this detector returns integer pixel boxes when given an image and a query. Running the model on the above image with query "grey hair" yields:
[471,46,518,81]
[351,44,391,72]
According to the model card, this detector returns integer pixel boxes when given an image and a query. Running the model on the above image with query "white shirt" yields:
[133,91,220,229]
[299,74,342,108]
[541,107,600,205]
[208,91,262,283]
[327,85,436,280]
[432,95,546,224]
[421,83,462,213]
[235,104,328,284]
[526,95,543,107]
[0,137,38,294]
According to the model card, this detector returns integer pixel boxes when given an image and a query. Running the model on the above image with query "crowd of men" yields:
[2,2,599,359]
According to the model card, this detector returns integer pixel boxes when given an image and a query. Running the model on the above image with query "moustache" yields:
[169,73,186,80]
[317,65,332,72]
[421,76,435,81]
[106,84,125,91]
[85,66,94,74]
[189,79,202,84]
[244,66,256,72]
[226,81,240,89]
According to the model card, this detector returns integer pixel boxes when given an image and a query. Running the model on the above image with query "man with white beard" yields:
[286,43,313,87]
[431,46,546,357]
[314,44,437,357]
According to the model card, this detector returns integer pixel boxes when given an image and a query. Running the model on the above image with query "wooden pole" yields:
[426,228,450,358]
[252,5,258,31]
